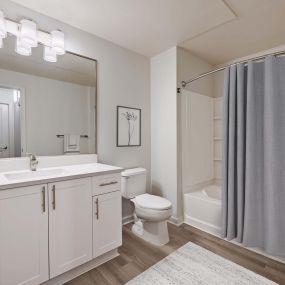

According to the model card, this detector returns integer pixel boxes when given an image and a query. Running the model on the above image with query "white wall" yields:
[1,0,150,220]
[0,68,93,156]
[151,47,179,220]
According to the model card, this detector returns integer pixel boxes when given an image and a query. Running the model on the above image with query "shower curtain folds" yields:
[222,55,285,257]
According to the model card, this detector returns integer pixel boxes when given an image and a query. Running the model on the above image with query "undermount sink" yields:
[4,168,68,181]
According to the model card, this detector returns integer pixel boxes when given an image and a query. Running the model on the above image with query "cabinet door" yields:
[48,178,92,278]
[93,191,122,258]
[0,185,49,285]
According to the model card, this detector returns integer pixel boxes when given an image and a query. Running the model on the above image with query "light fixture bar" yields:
[0,10,65,62]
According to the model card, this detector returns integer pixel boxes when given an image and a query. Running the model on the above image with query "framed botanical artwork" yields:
[117,106,141,147]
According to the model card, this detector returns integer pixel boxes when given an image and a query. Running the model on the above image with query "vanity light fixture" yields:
[51,30,65,55]
[43,46,57,62]
[0,9,65,62]
[19,19,38,47]
[0,11,7,38]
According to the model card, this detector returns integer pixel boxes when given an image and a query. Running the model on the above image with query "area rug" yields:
[126,242,277,285]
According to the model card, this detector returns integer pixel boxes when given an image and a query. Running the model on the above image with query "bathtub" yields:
[184,185,222,236]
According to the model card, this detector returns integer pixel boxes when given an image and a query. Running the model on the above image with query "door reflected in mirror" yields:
[0,36,97,158]
[0,88,22,158]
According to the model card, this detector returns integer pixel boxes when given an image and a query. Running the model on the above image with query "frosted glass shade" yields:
[0,11,7,38]
[51,30,65,55]
[15,38,32,56]
[43,46,57,62]
[19,19,37,47]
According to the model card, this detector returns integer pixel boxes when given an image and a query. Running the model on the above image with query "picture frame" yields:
[116,106,141,147]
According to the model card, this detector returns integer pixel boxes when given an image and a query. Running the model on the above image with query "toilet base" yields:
[132,219,170,246]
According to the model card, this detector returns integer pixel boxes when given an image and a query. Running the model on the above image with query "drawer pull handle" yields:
[42,186,46,213]
[52,185,56,210]
[99,181,118,187]
[95,198,99,220]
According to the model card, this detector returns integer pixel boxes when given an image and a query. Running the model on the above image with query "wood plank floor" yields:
[66,223,285,285]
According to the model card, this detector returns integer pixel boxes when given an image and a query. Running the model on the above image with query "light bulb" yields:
[50,30,65,55]
[43,46,57,62]
[19,19,37,47]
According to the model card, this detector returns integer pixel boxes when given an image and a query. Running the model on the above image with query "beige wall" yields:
[177,47,213,97]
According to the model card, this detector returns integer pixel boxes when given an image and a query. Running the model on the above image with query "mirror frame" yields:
[65,50,98,154]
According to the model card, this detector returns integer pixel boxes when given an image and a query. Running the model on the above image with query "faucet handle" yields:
[26,153,37,160]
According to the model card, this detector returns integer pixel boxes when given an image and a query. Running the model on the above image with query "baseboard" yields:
[168,215,184,226]
[122,214,134,225]
[184,214,221,236]
[41,249,119,285]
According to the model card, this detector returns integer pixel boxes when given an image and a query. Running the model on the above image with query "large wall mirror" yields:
[0,36,97,158]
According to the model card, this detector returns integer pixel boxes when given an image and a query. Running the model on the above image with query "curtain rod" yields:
[181,49,285,88]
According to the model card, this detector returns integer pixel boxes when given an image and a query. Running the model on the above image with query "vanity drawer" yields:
[92,173,121,196]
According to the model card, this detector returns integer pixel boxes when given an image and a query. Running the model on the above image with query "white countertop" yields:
[0,163,123,190]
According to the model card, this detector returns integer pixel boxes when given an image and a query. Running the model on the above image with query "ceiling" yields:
[180,0,285,65]
[9,0,285,64]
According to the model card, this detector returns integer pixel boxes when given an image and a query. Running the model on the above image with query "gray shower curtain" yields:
[222,55,285,257]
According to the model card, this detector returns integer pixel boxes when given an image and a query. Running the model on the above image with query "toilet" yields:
[121,168,172,246]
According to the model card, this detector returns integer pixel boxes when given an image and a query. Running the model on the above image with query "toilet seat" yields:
[132,194,172,222]
[133,193,172,210]
[135,205,172,222]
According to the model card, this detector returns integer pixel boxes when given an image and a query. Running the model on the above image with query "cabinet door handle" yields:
[42,186,46,213]
[0,145,7,152]
[99,181,118,187]
[52,185,56,210]
[95,198,99,220]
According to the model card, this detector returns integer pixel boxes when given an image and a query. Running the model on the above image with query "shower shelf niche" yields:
[213,98,223,181]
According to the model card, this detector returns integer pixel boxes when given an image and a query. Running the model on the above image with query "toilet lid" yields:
[134,194,172,210]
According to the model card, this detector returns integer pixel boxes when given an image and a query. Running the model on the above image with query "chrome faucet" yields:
[27,153,38,171]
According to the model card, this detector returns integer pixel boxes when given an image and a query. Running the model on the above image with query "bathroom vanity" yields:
[0,155,123,285]
[0,23,116,284]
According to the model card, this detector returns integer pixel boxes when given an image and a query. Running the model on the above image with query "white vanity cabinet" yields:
[92,173,122,258]
[93,191,122,258]
[0,168,122,285]
[48,178,93,278]
[0,184,49,285]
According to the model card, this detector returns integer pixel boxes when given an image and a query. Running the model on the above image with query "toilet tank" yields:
[121,168,147,199]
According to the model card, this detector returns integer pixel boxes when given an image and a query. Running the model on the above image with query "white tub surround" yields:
[184,185,222,236]
[0,155,123,285]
